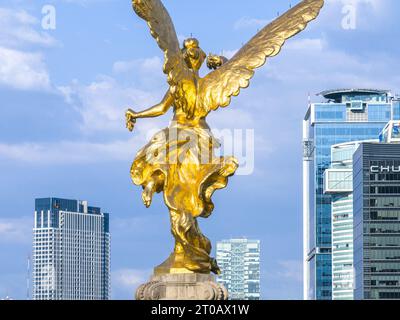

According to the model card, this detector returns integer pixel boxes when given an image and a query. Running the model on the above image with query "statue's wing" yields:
[132,0,190,87]
[198,0,324,112]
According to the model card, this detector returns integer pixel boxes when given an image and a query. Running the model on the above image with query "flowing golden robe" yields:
[131,117,238,274]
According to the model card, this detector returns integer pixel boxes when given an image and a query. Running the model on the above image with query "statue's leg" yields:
[191,219,221,275]
[192,218,211,254]
[168,209,216,273]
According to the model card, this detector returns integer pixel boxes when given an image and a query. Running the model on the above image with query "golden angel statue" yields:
[126,0,324,275]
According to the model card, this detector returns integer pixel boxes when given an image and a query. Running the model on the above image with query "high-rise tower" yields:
[303,89,399,299]
[216,238,260,300]
[32,198,110,300]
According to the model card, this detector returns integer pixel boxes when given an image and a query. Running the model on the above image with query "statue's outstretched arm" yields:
[126,91,173,131]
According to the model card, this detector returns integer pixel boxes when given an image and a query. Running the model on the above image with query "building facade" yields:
[216,239,260,300]
[33,198,110,300]
[303,89,399,300]
[324,141,366,299]
[353,129,400,299]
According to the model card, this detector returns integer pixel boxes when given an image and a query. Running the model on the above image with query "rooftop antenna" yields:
[308,92,311,105]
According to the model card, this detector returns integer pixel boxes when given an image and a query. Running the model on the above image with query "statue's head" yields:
[182,38,206,71]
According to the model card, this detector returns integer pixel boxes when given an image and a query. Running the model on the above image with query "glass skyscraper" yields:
[353,129,400,300]
[216,239,260,300]
[33,198,110,300]
[324,141,366,299]
[303,89,399,300]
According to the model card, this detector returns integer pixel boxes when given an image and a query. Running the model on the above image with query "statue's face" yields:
[182,39,206,71]
[184,47,206,71]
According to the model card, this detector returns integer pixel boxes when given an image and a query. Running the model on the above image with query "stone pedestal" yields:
[135,273,228,300]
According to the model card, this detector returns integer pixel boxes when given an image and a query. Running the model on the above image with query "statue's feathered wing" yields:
[132,0,191,90]
[198,0,324,113]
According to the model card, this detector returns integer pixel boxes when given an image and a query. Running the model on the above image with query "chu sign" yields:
[370,165,400,173]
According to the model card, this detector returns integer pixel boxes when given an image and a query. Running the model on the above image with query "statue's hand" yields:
[125,109,137,132]
[206,54,228,70]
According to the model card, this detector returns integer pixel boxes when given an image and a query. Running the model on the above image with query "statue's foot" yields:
[154,251,215,275]
[154,252,194,275]
[210,258,221,275]
[142,183,154,208]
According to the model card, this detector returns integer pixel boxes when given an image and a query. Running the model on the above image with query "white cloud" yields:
[0,272,27,300]
[0,46,50,90]
[260,36,395,89]
[113,268,150,287]
[321,0,390,31]
[113,56,162,74]
[0,138,142,164]
[0,8,57,48]
[0,7,57,91]
[0,217,32,244]
[112,268,151,299]
[327,0,382,9]
[58,75,169,133]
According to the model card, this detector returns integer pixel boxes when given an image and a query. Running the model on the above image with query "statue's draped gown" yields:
[130,104,238,274]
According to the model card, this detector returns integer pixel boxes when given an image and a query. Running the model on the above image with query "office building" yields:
[324,141,367,299]
[33,197,110,300]
[303,89,399,299]
[216,239,260,300]
[353,123,400,299]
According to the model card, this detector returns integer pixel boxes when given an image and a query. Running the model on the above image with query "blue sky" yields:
[0,0,399,300]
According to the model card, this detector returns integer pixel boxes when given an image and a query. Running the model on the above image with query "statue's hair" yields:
[183,38,199,50]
